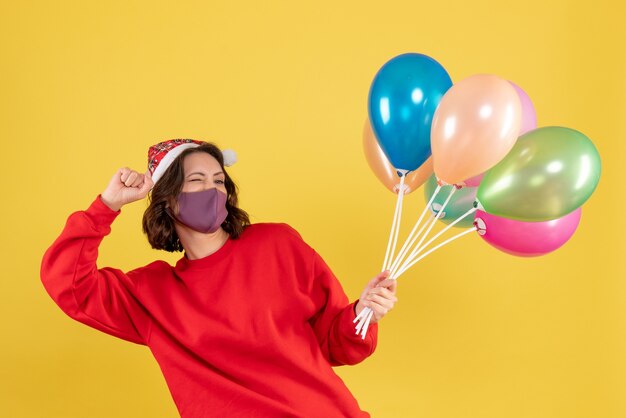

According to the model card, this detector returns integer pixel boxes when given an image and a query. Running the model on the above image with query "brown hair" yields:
[142,142,250,252]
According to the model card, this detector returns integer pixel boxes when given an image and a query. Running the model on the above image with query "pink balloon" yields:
[474,208,582,257]
[431,74,522,185]
[463,173,484,187]
[459,83,536,188]
[509,81,537,136]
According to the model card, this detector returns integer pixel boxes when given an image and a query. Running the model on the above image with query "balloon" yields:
[464,173,484,187]
[363,119,432,194]
[509,81,537,136]
[368,53,452,172]
[424,175,477,228]
[458,82,535,187]
[431,74,522,185]
[477,126,601,221]
[474,208,582,257]
[456,83,535,187]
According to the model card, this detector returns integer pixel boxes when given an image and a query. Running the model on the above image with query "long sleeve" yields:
[40,196,152,345]
[308,250,378,366]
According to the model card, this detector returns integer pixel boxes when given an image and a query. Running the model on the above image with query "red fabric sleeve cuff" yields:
[85,195,122,227]
[340,300,378,344]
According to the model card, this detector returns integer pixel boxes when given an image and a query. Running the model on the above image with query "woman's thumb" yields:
[138,171,154,195]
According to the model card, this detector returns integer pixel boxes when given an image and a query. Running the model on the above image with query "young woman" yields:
[41,139,397,417]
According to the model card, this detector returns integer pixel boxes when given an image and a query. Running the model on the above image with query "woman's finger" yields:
[119,167,131,183]
[366,270,390,288]
[368,287,398,301]
[366,293,396,310]
[376,278,398,292]
[367,301,391,322]
[129,174,145,188]
[125,171,139,187]
[138,172,154,196]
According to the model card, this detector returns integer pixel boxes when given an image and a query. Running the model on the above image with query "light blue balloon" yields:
[368,53,452,172]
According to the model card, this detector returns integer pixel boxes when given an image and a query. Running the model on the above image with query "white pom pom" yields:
[221,149,237,167]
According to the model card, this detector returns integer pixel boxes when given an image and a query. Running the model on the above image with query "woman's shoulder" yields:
[242,222,305,243]
[241,223,318,260]
[126,259,173,278]
[245,222,302,239]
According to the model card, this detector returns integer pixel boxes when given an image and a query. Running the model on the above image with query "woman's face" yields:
[181,152,227,194]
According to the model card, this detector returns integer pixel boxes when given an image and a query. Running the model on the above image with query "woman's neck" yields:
[177,226,230,260]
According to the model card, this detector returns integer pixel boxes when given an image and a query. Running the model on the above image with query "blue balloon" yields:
[368,53,452,172]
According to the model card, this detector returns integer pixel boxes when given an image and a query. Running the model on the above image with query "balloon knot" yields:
[395,184,410,194]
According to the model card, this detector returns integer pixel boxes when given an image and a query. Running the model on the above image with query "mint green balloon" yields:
[477,126,601,221]
[424,175,477,228]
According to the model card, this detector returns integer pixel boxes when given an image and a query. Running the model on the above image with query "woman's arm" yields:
[307,251,397,366]
[40,169,154,345]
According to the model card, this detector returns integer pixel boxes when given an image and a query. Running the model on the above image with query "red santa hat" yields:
[147,139,237,185]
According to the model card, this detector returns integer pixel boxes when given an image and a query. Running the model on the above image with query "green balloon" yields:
[424,175,477,228]
[477,126,601,221]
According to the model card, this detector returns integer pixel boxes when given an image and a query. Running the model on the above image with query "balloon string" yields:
[395,227,477,279]
[355,309,368,334]
[354,305,369,325]
[357,174,407,333]
[359,225,477,339]
[360,309,375,340]
[358,183,443,339]
[387,175,406,271]
[358,191,475,339]
[386,214,433,280]
[394,205,476,279]
[381,175,406,272]
[387,185,442,279]
[390,187,456,279]
[387,212,435,280]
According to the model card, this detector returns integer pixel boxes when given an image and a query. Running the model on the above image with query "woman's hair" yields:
[142,142,250,252]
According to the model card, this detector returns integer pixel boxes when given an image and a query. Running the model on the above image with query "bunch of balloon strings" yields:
[354,173,477,339]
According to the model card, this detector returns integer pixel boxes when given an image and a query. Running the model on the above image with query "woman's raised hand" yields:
[100,167,154,212]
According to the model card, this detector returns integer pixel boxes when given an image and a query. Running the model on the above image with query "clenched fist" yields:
[355,270,398,324]
[100,167,154,212]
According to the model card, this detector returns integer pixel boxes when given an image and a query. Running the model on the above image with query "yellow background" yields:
[2,1,625,417]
